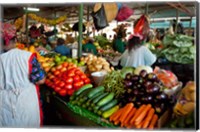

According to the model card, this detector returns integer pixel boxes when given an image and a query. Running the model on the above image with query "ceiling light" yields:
[24,7,40,12]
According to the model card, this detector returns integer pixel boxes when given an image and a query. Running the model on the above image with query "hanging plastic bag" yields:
[116,5,133,21]
[91,4,109,31]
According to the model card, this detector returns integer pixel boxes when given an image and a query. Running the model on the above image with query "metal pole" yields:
[145,3,149,15]
[25,7,29,46]
[78,4,83,58]
[87,6,90,37]
[189,16,193,36]
[175,9,179,34]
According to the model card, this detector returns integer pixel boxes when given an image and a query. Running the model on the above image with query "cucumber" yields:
[87,86,105,98]
[102,105,119,119]
[69,95,75,101]
[99,99,118,112]
[79,96,89,103]
[94,105,100,111]
[86,91,104,106]
[97,92,115,107]
[74,84,93,96]
[92,92,109,104]
[79,88,92,98]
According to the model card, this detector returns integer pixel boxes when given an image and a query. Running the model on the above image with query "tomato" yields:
[65,77,73,84]
[67,89,75,96]
[56,65,62,70]
[59,89,67,96]
[55,80,60,85]
[80,74,87,80]
[49,75,55,80]
[51,67,56,73]
[60,67,67,73]
[73,82,81,90]
[75,70,82,75]
[62,62,69,67]
[53,70,60,76]
[73,75,80,82]
[54,87,61,92]
[64,84,73,90]
[79,80,84,87]
[84,78,91,84]
[67,71,75,77]
[58,81,65,88]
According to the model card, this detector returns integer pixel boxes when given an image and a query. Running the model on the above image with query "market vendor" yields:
[119,34,157,67]
[0,23,46,127]
[54,38,71,56]
[82,38,97,55]
[40,36,52,51]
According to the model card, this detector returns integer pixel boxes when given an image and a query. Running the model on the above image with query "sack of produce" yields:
[92,4,109,30]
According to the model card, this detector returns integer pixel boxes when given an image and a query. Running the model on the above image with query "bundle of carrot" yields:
[109,103,158,129]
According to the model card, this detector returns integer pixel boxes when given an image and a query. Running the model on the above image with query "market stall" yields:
[1,1,197,130]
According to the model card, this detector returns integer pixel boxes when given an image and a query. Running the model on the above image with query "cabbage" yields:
[121,67,135,79]
[134,66,153,75]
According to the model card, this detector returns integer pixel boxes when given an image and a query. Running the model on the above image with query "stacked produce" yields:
[81,54,114,73]
[122,67,173,116]
[109,103,158,129]
[38,56,55,73]
[45,62,91,96]
[157,34,195,64]
[70,85,119,119]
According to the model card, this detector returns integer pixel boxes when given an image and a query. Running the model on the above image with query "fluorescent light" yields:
[24,7,40,12]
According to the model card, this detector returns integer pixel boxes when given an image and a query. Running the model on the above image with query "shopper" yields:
[40,36,52,51]
[113,33,126,54]
[0,24,46,127]
[54,38,71,56]
[119,34,156,67]
[82,38,97,55]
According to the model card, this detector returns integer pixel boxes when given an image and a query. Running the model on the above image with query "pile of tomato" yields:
[45,62,91,96]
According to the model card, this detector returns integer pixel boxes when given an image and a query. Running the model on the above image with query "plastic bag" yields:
[116,5,133,21]
[91,5,108,31]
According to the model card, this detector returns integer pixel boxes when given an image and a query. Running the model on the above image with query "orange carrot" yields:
[124,107,137,125]
[110,108,123,121]
[130,105,146,125]
[142,108,155,128]
[112,107,125,122]
[134,104,152,125]
[119,103,134,124]
[114,120,120,125]
[148,114,158,129]
[135,120,144,129]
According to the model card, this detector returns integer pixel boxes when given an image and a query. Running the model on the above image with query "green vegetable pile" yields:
[156,34,195,64]
[95,35,112,49]
[101,70,125,99]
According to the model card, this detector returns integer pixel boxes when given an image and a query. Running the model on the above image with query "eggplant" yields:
[154,103,166,115]
[131,75,140,82]
[133,89,140,96]
[156,93,168,102]
[139,70,148,78]
[144,80,153,88]
[147,73,158,81]
[125,73,132,80]
[146,84,160,94]
[124,80,133,88]
[127,88,132,94]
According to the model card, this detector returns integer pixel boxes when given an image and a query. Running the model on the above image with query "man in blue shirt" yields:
[54,38,71,56]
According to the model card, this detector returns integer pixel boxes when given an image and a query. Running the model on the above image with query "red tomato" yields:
[51,67,56,73]
[67,89,75,96]
[75,70,82,75]
[80,74,87,80]
[84,78,91,84]
[49,75,55,80]
[73,75,80,82]
[55,80,60,85]
[53,70,60,76]
[54,87,61,92]
[59,89,67,96]
[58,81,65,88]
[64,84,73,90]
[62,62,69,67]
[65,77,73,84]
[73,82,81,90]
[60,67,67,73]
[79,80,84,87]
[56,65,62,70]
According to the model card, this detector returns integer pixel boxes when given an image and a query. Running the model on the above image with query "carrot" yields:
[134,104,152,125]
[124,107,137,126]
[148,114,158,129]
[130,105,146,125]
[142,108,155,128]
[135,120,144,129]
[114,120,120,125]
[110,108,123,121]
[112,107,125,122]
[119,103,134,124]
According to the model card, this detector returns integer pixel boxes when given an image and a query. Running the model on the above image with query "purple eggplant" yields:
[125,73,132,80]
[146,84,160,94]
[131,75,140,82]
[124,80,133,88]
[156,93,168,102]
[139,70,148,78]
[133,89,140,96]
[147,73,158,81]
[144,80,153,88]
